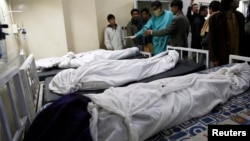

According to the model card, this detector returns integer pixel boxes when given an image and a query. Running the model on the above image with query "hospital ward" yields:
[1,0,250,141]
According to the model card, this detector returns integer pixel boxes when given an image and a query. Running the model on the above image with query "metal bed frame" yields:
[19,54,44,119]
[0,67,31,141]
[167,46,209,68]
[229,54,250,64]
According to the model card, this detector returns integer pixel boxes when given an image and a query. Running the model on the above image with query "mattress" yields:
[42,59,206,105]
[37,68,65,81]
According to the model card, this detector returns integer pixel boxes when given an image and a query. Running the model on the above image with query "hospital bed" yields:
[2,48,249,141]
[36,51,151,81]
[167,45,210,68]
[41,48,207,106]
[145,54,250,141]
[36,47,150,81]
[0,47,207,140]
[22,54,250,141]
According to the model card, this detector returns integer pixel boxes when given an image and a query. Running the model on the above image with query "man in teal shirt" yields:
[131,0,173,55]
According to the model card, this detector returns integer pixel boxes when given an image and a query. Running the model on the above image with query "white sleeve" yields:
[104,28,113,50]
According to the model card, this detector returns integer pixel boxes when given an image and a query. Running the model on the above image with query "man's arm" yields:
[135,19,153,37]
[104,28,113,50]
[144,18,178,36]
[126,22,136,47]
[187,0,194,23]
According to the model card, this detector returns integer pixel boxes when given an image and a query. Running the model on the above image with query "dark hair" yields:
[151,0,162,8]
[107,14,115,21]
[220,0,233,11]
[209,0,221,12]
[170,0,183,10]
[130,8,139,15]
[192,3,199,7]
[199,5,208,14]
[141,8,150,14]
[141,8,151,16]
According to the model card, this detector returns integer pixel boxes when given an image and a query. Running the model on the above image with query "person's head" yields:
[170,0,183,15]
[107,14,116,26]
[199,5,208,17]
[140,8,151,22]
[130,9,140,20]
[151,0,163,17]
[192,3,199,14]
[220,0,239,11]
[209,0,221,14]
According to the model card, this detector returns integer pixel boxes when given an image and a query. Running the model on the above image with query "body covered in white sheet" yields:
[35,47,139,69]
[49,50,179,94]
[85,63,250,141]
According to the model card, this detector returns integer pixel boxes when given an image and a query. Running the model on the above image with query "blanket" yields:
[23,63,250,141]
[35,47,139,70]
[85,63,250,141]
[49,50,179,94]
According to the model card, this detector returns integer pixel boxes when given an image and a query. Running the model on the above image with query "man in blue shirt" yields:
[129,0,173,55]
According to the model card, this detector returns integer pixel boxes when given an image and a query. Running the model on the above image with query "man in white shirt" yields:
[104,14,126,50]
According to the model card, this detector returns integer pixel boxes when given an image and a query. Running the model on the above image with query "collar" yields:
[107,24,117,29]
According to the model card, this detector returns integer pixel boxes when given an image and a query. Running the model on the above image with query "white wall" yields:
[62,0,99,53]
[0,0,20,64]
[10,0,68,59]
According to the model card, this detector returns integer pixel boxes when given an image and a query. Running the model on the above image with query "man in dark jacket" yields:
[191,5,208,49]
[126,8,143,48]
[186,0,199,27]
[208,0,248,67]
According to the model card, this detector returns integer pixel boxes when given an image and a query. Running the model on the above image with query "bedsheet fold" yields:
[49,50,179,94]
[35,47,139,69]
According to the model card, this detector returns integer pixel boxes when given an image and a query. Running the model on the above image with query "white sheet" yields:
[35,47,139,69]
[49,50,179,94]
[85,63,250,141]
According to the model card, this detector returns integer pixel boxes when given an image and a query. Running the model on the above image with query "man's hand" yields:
[144,30,152,36]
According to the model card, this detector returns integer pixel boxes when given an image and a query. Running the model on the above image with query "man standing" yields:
[140,8,153,52]
[144,0,190,48]
[104,14,126,50]
[191,5,208,50]
[200,0,221,50]
[186,0,199,27]
[126,9,143,48]
[208,0,248,67]
[129,0,174,55]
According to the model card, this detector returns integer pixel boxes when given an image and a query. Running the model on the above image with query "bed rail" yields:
[139,51,152,58]
[229,55,250,64]
[0,67,30,141]
[167,46,209,68]
[19,54,42,119]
